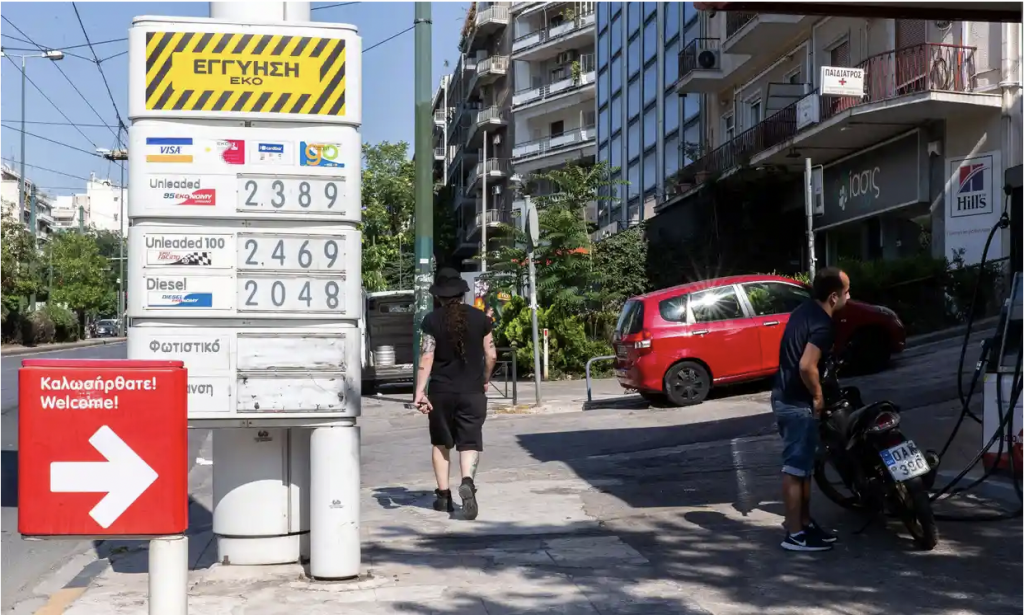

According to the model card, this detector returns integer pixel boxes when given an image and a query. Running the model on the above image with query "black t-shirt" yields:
[421,304,493,394]
[772,300,834,406]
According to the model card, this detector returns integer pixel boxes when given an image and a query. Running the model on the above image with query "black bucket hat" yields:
[429,267,470,298]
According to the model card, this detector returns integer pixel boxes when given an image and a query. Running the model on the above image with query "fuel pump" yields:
[981,273,1023,473]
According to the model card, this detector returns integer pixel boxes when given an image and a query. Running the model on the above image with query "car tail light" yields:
[622,330,654,355]
[866,411,901,433]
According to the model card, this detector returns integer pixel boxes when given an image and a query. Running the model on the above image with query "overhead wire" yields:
[312,2,360,10]
[0,123,106,158]
[0,53,97,149]
[365,25,416,53]
[0,32,126,51]
[1,15,122,146]
[71,3,128,137]
[1,158,95,183]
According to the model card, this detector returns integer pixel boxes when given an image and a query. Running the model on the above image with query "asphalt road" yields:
[1,342,208,612]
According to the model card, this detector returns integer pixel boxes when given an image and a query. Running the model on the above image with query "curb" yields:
[1,338,126,357]
[905,317,999,349]
[935,470,1022,506]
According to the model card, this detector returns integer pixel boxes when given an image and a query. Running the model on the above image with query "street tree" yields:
[45,231,109,328]
[1,208,40,318]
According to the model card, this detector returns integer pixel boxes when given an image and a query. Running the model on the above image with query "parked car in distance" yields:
[94,319,119,338]
[613,274,906,406]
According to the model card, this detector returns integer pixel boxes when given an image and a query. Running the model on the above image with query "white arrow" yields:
[50,425,159,529]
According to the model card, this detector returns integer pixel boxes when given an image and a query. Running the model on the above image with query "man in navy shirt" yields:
[772,267,850,552]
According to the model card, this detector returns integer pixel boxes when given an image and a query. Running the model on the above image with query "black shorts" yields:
[428,392,487,451]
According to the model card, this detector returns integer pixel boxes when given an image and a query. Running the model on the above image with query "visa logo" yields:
[147,137,194,163]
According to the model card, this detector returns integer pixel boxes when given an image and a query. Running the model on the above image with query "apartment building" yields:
[1,164,55,239]
[51,173,126,233]
[594,2,704,237]
[655,11,1021,279]
[439,2,514,271]
[509,2,597,229]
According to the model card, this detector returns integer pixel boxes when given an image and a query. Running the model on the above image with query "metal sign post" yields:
[127,4,363,582]
[525,198,542,404]
[804,157,817,280]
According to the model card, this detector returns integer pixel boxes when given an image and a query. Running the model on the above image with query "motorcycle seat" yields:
[828,401,898,444]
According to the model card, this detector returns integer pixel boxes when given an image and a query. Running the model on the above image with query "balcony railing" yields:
[725,12,756,38]
[512,125,596,160]
[433,147,445,160]
[434,109,446,125]
[476,55,509,76]
[671,43,977,193]
[678,38,720,81]
[476,5,510,28]
[475,106,507,126]
[464,208,512,239]
[512,8,597,53]
[468,158,512,186]
[512,54,596,107]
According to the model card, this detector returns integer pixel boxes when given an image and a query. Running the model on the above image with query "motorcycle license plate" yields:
[880,440,930,482]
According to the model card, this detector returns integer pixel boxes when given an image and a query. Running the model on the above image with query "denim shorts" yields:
[771,396,820,478]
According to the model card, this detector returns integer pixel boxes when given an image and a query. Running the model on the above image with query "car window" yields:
[658,295,687,323]
[689,287,745,323]
[616,300,645,335]
[743,282,811,316]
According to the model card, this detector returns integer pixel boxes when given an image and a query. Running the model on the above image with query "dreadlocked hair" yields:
[441,296,467,361]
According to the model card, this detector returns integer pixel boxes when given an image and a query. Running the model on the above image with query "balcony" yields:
[722,12,808,56]
[669,44,982,196]
[512,54,595,110]
[433,147,445,161]
[464,5,510,52]
[512,125,596,162]
[464,208,512,241]
[468,55,509,95]
[467,106,509,148]
[468,158,511,191]
[434,109,446,126]
[447,101,482,138]
[511,9,597,62]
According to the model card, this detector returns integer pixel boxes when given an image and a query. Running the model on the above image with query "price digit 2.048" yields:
[239,278,346,313]
[240,178,344,214]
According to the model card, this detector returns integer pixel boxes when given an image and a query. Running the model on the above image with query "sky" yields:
[0,0,469,197]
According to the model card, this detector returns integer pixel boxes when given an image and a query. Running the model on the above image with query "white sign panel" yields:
[820,66,865,97]
[127,324,361,421]
[945,150,1003,265]
[143,232,234,268]
[141,274,235,311]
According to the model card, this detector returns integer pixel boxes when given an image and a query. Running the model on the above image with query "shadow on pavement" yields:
[1,450,17,508]
[96,495,214,574]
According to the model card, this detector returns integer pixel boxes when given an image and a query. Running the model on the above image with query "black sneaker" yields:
[781,530,833,552]
[433,489,455,513]
[806,518,838,543]
[459,477,479,521]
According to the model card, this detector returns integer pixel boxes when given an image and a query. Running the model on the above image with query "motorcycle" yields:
[813,351,941,550]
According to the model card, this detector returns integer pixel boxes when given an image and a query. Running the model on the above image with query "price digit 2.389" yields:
[241,178,342,213]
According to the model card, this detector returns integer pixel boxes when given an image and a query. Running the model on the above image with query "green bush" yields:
[22,310,55,346]
[495,296,612,378]
[44,305,79,342]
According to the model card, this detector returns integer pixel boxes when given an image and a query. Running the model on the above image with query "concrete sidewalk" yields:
[60,401,1021,615]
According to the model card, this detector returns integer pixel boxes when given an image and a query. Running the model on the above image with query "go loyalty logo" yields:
[300,142,345,168]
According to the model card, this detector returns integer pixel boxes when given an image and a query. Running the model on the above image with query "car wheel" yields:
[851,328,891,374]
[664,361,711,407]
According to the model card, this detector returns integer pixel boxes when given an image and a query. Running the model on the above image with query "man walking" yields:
[772,267,850,552]
[413,268,498,520]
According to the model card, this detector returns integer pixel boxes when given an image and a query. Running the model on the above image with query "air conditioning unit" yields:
[696,49,720,70]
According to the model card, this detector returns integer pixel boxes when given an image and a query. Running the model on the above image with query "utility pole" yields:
[28,186,37,311]
[481,130,488,274]
[412,2,433,375]
[100,147,129,335]
[525,196,542,406]
[803,157,817,281]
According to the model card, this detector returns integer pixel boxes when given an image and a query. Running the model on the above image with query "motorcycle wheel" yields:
[895,477,939,551]
[813,456,863,511]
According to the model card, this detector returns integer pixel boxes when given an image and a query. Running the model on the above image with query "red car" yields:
[613,274,906,406]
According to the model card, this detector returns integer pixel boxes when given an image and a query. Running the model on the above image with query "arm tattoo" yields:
[486,337,495,349]
[420,333,436,354]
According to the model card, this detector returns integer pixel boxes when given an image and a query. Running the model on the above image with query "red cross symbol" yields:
[838,78,847,86]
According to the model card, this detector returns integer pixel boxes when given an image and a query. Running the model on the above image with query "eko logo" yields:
[300,142,345,168]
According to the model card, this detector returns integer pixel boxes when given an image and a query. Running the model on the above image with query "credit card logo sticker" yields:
[300,142,345,168]
[204,139,245,165]
[146,137,194,163]
[251,142,291,165]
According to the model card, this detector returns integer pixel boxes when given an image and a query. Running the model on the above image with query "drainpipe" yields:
[1001,23,1022,172]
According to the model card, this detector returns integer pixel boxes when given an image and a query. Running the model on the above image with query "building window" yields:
[643,152,656,191]
[643,107,656,150]
[721,113,734,143]
[627,161,640,198]
[664,92,679,133]
[683,122,701,163]
[644,1,656,20]
[598,104,609,139]
[643,64,656,105]
[598,68,609,106]
[598,33,609,70]
[748,98,762,128]
[612,2,622,17]
[627,2,640,29]
[628,121,640,162]
[665,39,679,84]
[628,77,640,118]
[611,14,623,55]
[611,54,622,92]
[683,11,700,44]
[628,35,640,77]
[665,132,679,176]
[684,93,699,121]
[611,134,622,171]
[598,2,610,32]
[643,20,656,63]
[684,1,698,26]
[666,2,680,39]
[611,92,622,134]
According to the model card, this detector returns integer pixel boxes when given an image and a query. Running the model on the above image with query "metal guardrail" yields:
[585,355,616,403]
[489,346,519,405]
